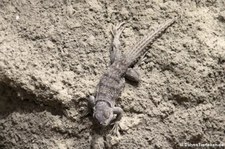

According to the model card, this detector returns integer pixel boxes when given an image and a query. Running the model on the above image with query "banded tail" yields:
[125,17,177,66]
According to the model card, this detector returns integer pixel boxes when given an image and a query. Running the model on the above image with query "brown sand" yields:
[0,0,224,148]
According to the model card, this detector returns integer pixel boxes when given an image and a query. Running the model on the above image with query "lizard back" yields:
[95,18,177,105]
[95,59,128,105]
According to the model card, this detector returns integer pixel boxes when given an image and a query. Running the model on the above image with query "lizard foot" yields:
[110,122,121,137]
[80,108,91,118]
[111,22,125,38]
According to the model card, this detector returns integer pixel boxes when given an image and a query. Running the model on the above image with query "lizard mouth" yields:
[100,119,111,126]
[100,122,108,126]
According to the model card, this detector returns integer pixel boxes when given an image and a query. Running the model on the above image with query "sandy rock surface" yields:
[0,0,224,148]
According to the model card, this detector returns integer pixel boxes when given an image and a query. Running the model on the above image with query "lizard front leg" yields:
[81,95,95,117]
[110,107,123,136]
[110,22,125,64]
[88,95,95,108]
[113,107,123,121]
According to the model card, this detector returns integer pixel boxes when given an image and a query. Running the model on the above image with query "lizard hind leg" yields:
[125,68,140,83]
[110,22,126,64]
[125,53,145,84]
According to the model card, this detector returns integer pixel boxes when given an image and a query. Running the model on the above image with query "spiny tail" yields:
[125,17,177,66]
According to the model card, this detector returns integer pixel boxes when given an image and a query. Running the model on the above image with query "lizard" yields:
[88,17,177,130]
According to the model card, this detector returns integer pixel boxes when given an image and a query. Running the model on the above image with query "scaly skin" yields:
[88,18,177,130]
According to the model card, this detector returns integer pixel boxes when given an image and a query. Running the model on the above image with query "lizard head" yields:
[93,102,114,126]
